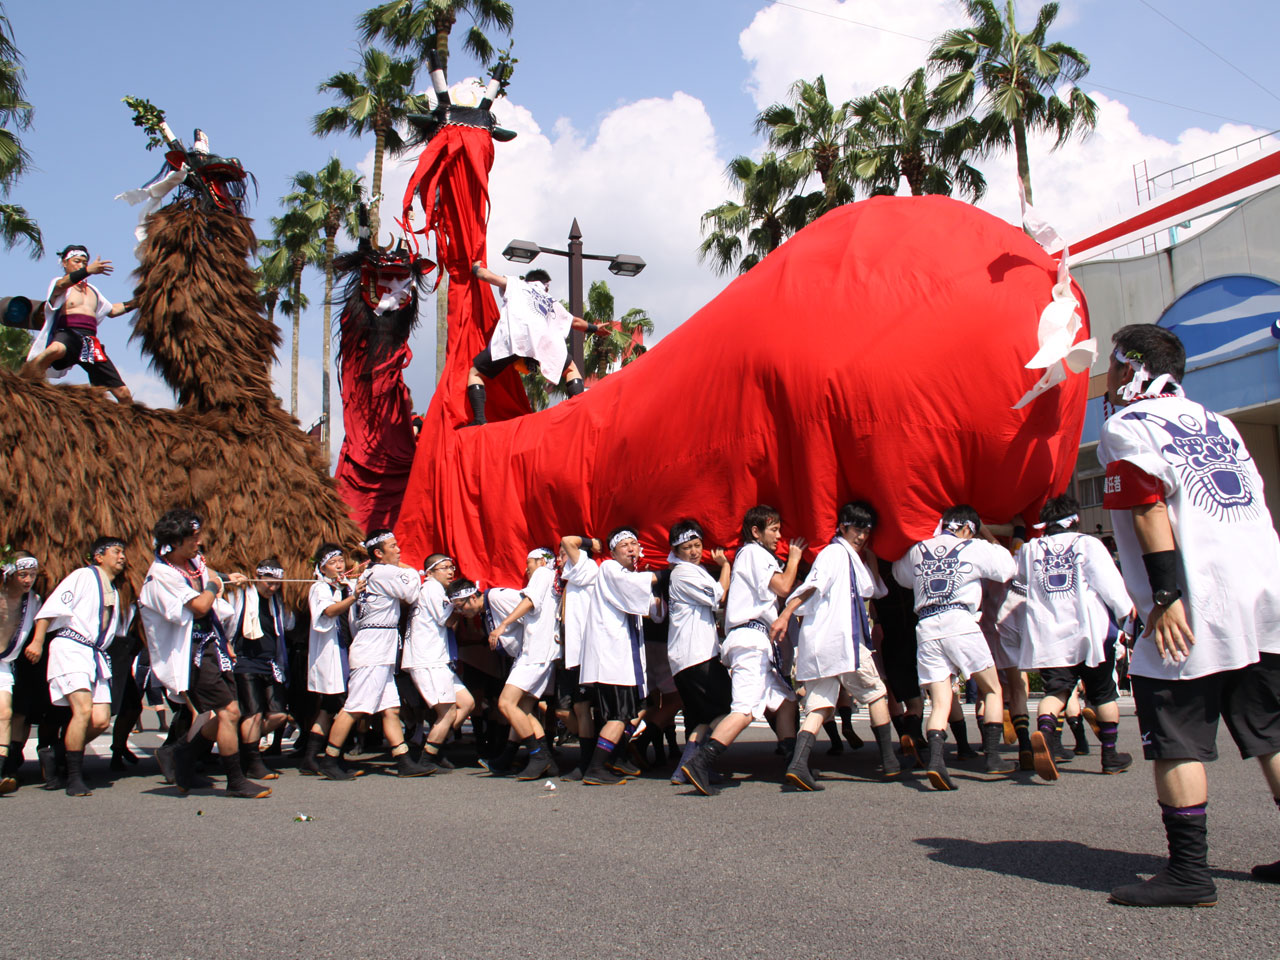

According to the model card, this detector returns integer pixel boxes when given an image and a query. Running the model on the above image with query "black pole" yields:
[568,218,585,374]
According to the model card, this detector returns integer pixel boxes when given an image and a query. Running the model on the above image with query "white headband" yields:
[609,529,640,551]
[449,584,478,601]
[256,565,284,579]
[425,556,454,572]
[1113,348,1184,402]
[8,557,38,573]
[670,528,701,548]
[527,548,554,562]
[317,548,343,569]
[943,519,976,535]
[363,532,394,550]
[1033,514,1079,531]
[63,247,89,260]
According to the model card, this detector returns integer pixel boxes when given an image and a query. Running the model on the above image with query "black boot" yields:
[872,722,900,778]
[1052,717,1074,763]
[0,749,15,794]
[110,746,139,771]
[300,734,323,775]
[394,746,438,777]
[423,742,454,772]
[240,742,279,781]
[583,740,626,786]
[1030,716,1060,782]
[317,747,356,781]
[841,708,863,750]
[1068,715,1091,755]
[1012,714,1034,771]
[925,729,956,791]
[608,729,642,778]
[823,720,844,756]
[982,723,1017,777]
[1098,721,1132,774]
[41,741,67,791]
[2,741,23,784]
[563,736,594,782]
[465,383,487,426]
[951,719,977,760]
[680,738,725,796]
[785,731,822,791]
[480,738,520,776]
[1110,805,1217,907]
[516,737,553,781]
[64,749,92,797]
[222,752,272,798]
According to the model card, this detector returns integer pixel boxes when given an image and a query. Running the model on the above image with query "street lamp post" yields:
[502,219,646,373]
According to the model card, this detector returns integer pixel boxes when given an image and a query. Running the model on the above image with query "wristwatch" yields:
[1151,588,1182,608]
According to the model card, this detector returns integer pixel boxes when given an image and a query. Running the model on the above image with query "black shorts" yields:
[555,663,590,712]
[673,658,732,728]
[49,328,126,389]
[11,648,52,721]
[312,691,346,716]
[878,629,921,704]
[189,655,236,713]
[235,672,287,718]
[472,345,523,380]
[591,683,640,723]
[1040,658,1119,705]
[1132,653,1280,762]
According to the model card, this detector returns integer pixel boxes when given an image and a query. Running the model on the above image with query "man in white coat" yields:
[772,502,900,789]
[301,543,363,775]
[0,552,41,793]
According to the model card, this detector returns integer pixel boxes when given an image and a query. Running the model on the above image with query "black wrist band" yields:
[1012,525,1027,541]
[580,534,593,556]
[1142,550,1178,594]
[585,322,599,334]
[68,268,89,284]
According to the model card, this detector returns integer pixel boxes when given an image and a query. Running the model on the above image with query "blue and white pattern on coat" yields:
[916,540,973,613]
[1130,409,1259,521]
[1034,542,1078,595]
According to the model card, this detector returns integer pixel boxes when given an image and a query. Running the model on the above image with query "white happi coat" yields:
[39,567,121,685]
[1017,531,1132,670]
[27,277,113,378]
[892,535,1015,641]
[350,564,419,669]
[484,587,525,658]
[404,577,454,670]
[308,579,352,694]
[138,560,209,698]
[1100,394,1280,679]
[516,565,558,665]
[226,586,295,676]
[790,538,887,683]
[488,276,575,383]
[666,556,724,675]
[580,559,655,691]
[561,549,599,669]
[1,589,40,663]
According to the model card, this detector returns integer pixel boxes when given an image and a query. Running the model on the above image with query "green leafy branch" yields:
[122,96,169,150]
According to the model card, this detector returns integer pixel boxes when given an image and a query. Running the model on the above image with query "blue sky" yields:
[5,0,1279,442]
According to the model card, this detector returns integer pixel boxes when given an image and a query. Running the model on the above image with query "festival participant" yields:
[302,544,363,775]
[483,547,561,781]
[226,558,294,782]
[571,526,662,786]
[24,537,126,797]
[137,508,271,799]
[403,554,474,770]
[989,575,1035,770]
[1098,325,1280,907]
[891,506,1018,791]
[316,530,435,781]
[447,577,520,771]
[557,535,600,780]
[873,559,929,765]
[0,552,40,792]
[771,502,901,789]
[464,263,609,426]
[21,244,136,402]
[1016,495,1135,783]
[681,505,804,796]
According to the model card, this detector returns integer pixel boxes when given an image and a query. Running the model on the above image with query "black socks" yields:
[466,383,487,425]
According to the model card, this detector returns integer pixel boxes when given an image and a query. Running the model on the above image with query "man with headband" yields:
[1015,495,1135,783]
[771,501,902,789]
[22,244,136,402]
[316,529,436,780]
[138,508,270,799]
[891,505,1017,791]
[571,526,663,785]
[480,546,562,781]
[24,537,127,796]
[402,554,474,770]
[463,263,611,427]
[1099,324,1280,907]
[556,534,602,781]
[302,544,364,775]
[225,557,295,782]
[0,552,41,792]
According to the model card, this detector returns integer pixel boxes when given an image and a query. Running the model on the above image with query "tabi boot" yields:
[1068,715,1091,755]
[239,742,279,781]
[925,729,956,792]
[981,723,1017,777]
[784,731,823,791]
[394,747,439,777]
[516,737,553,781]
[680,739,725,796]
[872,722,901,779]
[299,734,323,776]
[1109,805,1217,907]
[63,749,92,797]
[222,752,272,799]
[1030,716,1060,782]
[823,720,844,756]
[317,747,357,782]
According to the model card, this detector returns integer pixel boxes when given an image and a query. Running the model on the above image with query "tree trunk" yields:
[1014,118,1033,206]
[436,272,449,380]
[902,151,925,196]
[291,259,303,417]
[371,126,386,247]
[434,16,453,77]
[322,233,336,465]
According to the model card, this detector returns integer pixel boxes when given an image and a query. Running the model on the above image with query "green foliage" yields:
[0,6,40,256]
[121,95,169,150]
[699,153,820,276]
[0,323,30,371]
[754,75,857,214]
[358,0,515,77]
[489,40,517,93]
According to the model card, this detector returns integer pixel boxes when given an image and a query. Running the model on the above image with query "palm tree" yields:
[255,235,292,330]
[699,153,820,276]
[358,0,514,77]
[929,0,1097,205]
[754,75,857,214]
[284,160,365,461]
[851,68,986,201]
[0,6,40,257]
[580,281,654,379]
[313,47,431,245]
[270,209,322,418]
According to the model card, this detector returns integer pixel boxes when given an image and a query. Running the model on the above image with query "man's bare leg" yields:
[63,691,109,796]
[20,342,66,379]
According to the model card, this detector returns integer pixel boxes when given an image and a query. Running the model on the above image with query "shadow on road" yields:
[914,837,1256,891]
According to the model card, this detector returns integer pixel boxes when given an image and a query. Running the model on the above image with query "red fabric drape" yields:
[398,193,1090,584]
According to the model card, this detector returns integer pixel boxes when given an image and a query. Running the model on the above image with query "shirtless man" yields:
[0,553,41,793]
[22,245,135,403]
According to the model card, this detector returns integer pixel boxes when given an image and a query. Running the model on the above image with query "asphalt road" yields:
[7,712,1279,960]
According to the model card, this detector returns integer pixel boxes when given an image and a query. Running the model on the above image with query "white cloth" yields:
[917,631,994,684]
[804,667,886,710]
[892,535,1015,642]
[1016,531,1132,669]
[724,643,795,719]
[408,664,464,706]
[726,542,781,631]
[562,550,599,669]
[990,583,1024,672]
[307,580,351,695]
[790,538,886,683]
[344,663,399,715]
[506,658,555,698]
[666,559,724,674]
[39,567,120,703]
[487,275,575,383]
[350,564,419,669]
[48,661,111,706]
[116,162,188,251]
[517,565,558,664]
[137,560,203,699]
[484,587,525,658]
[1,589,40,663]
[27,277,113,377]
[580,559,654,691]
[1100,394,1280,679]
[404,578,453,669]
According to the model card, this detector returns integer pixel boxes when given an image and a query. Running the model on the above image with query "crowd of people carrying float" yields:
[3,321,1279,913]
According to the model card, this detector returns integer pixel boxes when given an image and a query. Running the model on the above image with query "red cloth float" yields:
[398,177,1090,583]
